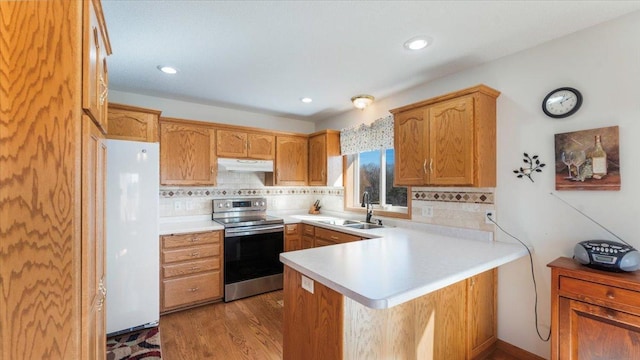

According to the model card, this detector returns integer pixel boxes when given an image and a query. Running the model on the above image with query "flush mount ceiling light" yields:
[351,95,374,110]
[403,36,431,51]
[300,97,313,103]
[157,65,178,74]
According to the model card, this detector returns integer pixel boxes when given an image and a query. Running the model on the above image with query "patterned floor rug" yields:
[106,327,162,360]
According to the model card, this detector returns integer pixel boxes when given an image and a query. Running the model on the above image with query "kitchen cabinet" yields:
[82,115,108,360]
[107,103,161,142]
[284,266,496,359]
[314,227,361,247]
[160,231,223,313]
[285,224,302,251]
[548,257,640,359]
[308,130,342,186]
[390,84,500,187]
[83,0,111,134]
[2,0,111,357]
[302,224,315,249]
[216,129,275,160]
[272,135,308,185]
[160,119,217,186]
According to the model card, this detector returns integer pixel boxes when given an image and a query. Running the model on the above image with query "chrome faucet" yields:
[361,191,373,223]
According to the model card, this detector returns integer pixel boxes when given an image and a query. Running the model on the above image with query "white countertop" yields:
[280,226,528,310]
[159,215,223,235]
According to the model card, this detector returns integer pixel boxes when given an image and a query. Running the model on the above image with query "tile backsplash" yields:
[159,171,495,233]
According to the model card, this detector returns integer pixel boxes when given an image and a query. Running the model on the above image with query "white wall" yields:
[109,90,315,134]
[319,11,640,359]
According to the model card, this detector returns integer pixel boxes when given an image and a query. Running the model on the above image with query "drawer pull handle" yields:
[189,287,199,292]
[190,267,201,271]
[190,252,200,257]
[190,237,200,242]
[423,159,427,174]
[606,291,615,299]
[330,236,339,240]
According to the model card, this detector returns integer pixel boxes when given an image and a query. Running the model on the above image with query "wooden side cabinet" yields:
[107,103,161,142]
[272,135,308,185]
[160,231,223,313]
[548,257,640,360]
[216,129,275,160]
[390,84,500,187]
[284,224,301,252]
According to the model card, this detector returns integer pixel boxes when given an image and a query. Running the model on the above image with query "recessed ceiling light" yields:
[403,36,431,51]
[157,65,178,74]
[300,97,313,103]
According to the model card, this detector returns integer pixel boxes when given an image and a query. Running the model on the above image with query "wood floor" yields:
[159,290,520,360]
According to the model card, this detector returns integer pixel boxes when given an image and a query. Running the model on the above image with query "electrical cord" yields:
[486,213,551,342]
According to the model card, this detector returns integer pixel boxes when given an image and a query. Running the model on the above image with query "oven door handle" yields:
[225,224,284,237]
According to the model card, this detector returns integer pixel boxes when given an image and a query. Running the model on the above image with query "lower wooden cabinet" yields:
[160,231,223,313]
[284,266,497,359]
[549,257,640,359]
[302,224,315,249]
[314,227,361,246]
[285,224,301,251]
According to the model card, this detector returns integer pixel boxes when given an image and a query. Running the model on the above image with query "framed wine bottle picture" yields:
[554,126,620,191]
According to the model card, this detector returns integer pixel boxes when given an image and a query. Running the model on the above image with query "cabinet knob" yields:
[188,287,199,292]
[190,266,201,271]
[330,236,339,240]
[190,252,200,257]
[606,291,615,299]
[190,237,200,242]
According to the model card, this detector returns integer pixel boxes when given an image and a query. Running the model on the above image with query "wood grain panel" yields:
[162,244,220,264]
[467,269,497,359]
[284,224,301,252]
[394,108,428,186]
[315,227,361,244]
[0,1,82,358]
[107,103,160,142]
[308,133,327,185]
[162,231,220,249]
[428,96,474,186]
[163,272,222,310]
[163,258,220,278]
[283,266,343,360]
[216,130,248,158]
[160,121,217,185]
[274,136,308,185]
[248,133,275,160]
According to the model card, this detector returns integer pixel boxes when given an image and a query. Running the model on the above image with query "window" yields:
[345,148,409,217]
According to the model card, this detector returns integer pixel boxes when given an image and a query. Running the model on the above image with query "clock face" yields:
[542,87,582,118]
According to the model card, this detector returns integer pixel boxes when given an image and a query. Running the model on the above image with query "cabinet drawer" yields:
[162,231,220,249]
[560,276,640,309]
[302,224,315,236]
[315,238,337,247]
[163,271,221,309]
[315,227,361,244]
[285,224,299,236]
[163,244,220,264]
[163,258,220,278]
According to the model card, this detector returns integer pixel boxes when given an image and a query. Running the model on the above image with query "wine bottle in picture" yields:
[591,135,607,179]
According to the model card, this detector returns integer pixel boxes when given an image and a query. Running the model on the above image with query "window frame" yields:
[343,150,411,220]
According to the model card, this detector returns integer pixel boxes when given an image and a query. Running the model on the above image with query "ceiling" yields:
[102,1,640,123]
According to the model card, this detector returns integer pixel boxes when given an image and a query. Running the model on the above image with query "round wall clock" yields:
[542,87,583,118]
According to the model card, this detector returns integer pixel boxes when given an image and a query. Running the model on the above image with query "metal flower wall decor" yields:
[513,153,546,182]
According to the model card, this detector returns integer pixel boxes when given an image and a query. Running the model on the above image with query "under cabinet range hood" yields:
[217,158,274,172]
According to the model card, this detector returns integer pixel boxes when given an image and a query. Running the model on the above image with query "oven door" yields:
[223,224,284,301]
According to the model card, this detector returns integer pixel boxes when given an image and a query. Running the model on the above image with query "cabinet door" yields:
[160,122,217,185]
[428,96,474,186]
[308,134,327,185]
[394,108,428,186]
[82,115,107,360]
[83,0,109,133]
[216,129,248,158]
[275,136,308,185]
[285,224,301,252]
[107,104,159,142]
[467,269,497,359]
[559,297,640,359]
[248,133,275,160]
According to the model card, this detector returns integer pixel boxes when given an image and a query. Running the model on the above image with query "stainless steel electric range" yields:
[212,197,284,302]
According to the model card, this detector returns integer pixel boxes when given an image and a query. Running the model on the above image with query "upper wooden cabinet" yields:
[390,84,500,187]
[273,136,308,185]
[216,129,275,160]
[83,0,112,134]
[308,130,342,186]
[107,103,161,142]
[160,119,217,186]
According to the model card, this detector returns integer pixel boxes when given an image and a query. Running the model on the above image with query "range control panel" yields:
[212,197,267,213]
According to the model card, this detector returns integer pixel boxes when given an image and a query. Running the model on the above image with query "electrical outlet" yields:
[186,200,193,210]
[485,210,496,224]
[174,201,183,211]
[422,206,433,218]
[301,275,314,294]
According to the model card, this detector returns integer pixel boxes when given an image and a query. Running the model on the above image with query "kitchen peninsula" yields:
[279,223,528,360]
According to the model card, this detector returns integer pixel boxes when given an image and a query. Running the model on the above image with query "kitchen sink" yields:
[343,222,385,230]
[318,219,361,226]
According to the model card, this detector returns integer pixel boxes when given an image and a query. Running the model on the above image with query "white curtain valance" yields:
[340,115,394,155]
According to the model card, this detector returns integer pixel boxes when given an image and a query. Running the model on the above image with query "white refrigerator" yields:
[105,139,159,336]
